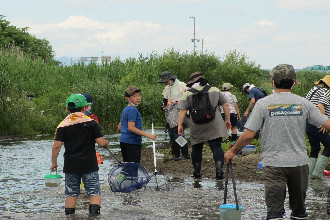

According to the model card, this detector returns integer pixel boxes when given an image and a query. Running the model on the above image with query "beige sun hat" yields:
[315,75,330,87]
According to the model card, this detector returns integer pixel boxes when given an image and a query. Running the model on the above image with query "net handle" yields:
[107,148,122,164]
[151,115,157,173]
[223,160,239,210]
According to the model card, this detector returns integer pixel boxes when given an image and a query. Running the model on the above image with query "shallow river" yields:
[1,129,330,219]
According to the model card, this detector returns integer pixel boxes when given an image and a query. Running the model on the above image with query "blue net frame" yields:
[108,162,151,193]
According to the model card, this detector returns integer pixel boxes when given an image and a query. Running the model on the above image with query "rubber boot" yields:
[89,204,101,216]
[65,208,75,215]
[266,212,284,219]
[311,155,330,179]
[215,161,224,179]
[192,163,201,179]
[232,134,238,141]
[290,213,307,220]
[181,144,190,159]
[169,142,180,160]
[308,157,317,176]
[173,142,184,161]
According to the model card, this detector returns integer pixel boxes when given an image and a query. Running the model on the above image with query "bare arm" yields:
[222,103,232,131]
[224,129,256,163]
[96,137,109,149]
[50,141,63,171]
[178,109,188,135]
[318,103,326,115]
[244,98,256,117]
[128,121,157,141]
[234,102,241,121]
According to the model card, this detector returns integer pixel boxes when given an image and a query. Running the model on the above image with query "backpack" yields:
[256,87,268,97]
[188,85,216,124]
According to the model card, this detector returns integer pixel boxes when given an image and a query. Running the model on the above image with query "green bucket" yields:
[44,171,63,187]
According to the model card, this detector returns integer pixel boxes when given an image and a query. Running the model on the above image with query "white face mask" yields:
[87,106,92,111]
[128,99,139,107]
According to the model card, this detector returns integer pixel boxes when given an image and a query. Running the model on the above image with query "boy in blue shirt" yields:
[118,86,157,163]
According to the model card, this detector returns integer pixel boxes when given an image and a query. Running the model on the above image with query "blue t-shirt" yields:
[119,106,143,145]
[249,87,265,100]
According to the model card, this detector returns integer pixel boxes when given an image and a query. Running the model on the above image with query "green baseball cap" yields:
[66,94,88,108]
[270,64,296,84]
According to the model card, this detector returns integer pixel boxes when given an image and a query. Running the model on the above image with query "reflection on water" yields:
[1,130,330,219]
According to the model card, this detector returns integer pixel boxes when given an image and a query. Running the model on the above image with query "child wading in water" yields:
[118,86,157,163]
[50,94,109,216]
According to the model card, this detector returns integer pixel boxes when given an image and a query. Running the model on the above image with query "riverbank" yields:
[115,142,263,182]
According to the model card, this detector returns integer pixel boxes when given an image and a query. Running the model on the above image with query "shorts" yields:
[221,113,238,127]
[120,142,142,163]
[65,171,100,197]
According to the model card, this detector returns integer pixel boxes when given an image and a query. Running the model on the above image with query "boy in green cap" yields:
[50,94,109,216]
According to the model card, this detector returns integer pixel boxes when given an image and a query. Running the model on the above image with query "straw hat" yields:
[315,75,330,87]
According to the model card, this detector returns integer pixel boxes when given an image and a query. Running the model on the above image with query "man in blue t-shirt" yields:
[242,83,267,118]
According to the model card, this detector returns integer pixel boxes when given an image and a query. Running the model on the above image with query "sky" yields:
[2,0,330,69]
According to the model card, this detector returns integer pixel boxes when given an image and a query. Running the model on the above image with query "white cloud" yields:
[254,19,276,28]
[22,16,191,59]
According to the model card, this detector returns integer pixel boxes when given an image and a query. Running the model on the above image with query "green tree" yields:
[0,15,57,64]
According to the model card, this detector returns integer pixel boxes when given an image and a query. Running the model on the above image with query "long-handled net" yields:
[107,149,150,193]
[146,115,173,191]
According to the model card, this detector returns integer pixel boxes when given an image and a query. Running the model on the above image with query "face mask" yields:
[169,82,174,86]
[87,106,92,111]
[192,82,200,88]
[128,99,139,107]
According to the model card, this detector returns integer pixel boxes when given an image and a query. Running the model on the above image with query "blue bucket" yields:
[220,204,243,220]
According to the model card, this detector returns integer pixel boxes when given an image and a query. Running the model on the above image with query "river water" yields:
[1,129,330,219]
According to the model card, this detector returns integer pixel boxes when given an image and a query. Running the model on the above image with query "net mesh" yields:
[146,172,174,191]
[108,162,151,193]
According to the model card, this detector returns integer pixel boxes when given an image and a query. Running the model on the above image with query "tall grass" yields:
[1,46,320,137]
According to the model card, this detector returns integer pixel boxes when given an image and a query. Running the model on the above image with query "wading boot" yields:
[308,157,317,177]
[89,204,101,216]
[65,208,75,215]
[181,144,190,159]
[192,163,201,179]
[215,161,224,179]
[169,142,180,160]
[266,212,284,219]
[311,155,330,179]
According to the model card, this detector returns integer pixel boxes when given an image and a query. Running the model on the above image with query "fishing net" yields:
[108,162,151,193]
[146,171,173,191]
[145,115,174,191]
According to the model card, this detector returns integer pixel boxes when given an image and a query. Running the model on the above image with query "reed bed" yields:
[0,47,322,137]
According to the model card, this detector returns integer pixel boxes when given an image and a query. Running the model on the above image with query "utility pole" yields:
[189,16,196,53]
[202,39,204,55]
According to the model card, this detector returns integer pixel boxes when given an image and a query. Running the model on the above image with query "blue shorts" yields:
[65,171,101,197]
